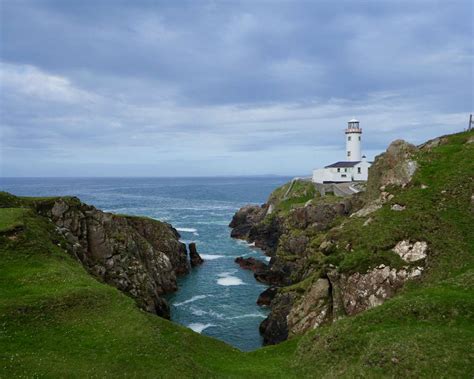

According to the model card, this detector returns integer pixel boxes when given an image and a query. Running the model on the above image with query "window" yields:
[347,151,351,157]
[358,167,361,174]
[341,174,347,178]
[344,168,347,172]
[337,168,340,172]
[348,136,351,141]
[358,136,361,141]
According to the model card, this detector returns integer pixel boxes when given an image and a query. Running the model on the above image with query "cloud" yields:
[0,0,472,177]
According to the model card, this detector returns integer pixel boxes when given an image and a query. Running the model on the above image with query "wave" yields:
[188,323,215,334]
[173,295,208,307]
[190,307,225,319]
[200,254,225,260]
[228,313,267,320]
[217,271,245,286]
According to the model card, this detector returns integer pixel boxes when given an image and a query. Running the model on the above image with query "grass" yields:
[0,205,300,378]
[269,180,317,213]
[320,131,474,278]
[0,131,473,377]
[0,208,26,232]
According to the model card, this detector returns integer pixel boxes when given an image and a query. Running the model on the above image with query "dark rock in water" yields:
[235,256,267,272]
[259,292,296,345]
[189,242,204,267]
[257,286,278,306]
[34,197,189,319]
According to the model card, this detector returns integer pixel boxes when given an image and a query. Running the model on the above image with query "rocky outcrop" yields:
[392,240,428,262]
[287,279,330,336]
[229,205,268,240]
[259,292,296,345]
[284,265,424,338]
[189,242,204,267]
[235,257,268,272]
[35,197,188,318]
[257,286,278,306]
[366,139,418,200]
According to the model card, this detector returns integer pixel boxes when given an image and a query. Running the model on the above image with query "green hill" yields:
[1,130,473,377]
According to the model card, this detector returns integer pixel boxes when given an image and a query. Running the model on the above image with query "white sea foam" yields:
[174,295,208,307]
[200,254,225,260]
[188,323,215,334]
[228,313,267,320]
[176,227,199,236]
[190,307,225,319]
[217,271,245,286]
[190,308,207,316]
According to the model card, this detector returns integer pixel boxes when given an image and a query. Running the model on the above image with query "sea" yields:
[0,176,291,351]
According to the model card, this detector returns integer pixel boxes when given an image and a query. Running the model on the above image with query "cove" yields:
[0,176,290,351]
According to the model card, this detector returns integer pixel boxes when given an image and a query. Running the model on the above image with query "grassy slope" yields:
[0,131,473,377]
[292,131,474,377]
[0,205,300,378]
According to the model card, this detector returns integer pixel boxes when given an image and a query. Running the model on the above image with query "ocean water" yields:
[0,176,290,351]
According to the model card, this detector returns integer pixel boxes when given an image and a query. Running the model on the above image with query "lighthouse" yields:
[345,119,362,161]
[311,118,372,184]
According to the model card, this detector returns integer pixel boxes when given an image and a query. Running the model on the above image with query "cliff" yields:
[1,194,189,318]
[1,130,473,377]
[230,131,474,345]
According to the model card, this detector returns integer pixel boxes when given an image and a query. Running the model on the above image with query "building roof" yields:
[325,161,361,168]
[349,118,359,123]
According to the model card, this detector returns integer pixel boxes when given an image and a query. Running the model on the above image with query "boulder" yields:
[189,242,204,267]
[392,240,428,262]
[366,139,419,200]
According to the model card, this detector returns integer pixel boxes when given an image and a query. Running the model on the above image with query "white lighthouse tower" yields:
[311,118,371,184]
[345,119,362,161]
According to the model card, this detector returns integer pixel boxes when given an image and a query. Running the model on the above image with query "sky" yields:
[0,0,472,177]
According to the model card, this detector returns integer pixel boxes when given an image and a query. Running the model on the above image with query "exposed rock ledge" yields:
[35,197,190,318]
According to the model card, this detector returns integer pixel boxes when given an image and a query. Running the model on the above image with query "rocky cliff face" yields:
[230,138,429,345]
[35,197,189,318]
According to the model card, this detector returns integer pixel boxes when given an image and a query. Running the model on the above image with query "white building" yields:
[312,119,372,184]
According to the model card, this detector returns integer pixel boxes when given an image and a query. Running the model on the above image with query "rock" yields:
[363,217,373,226]
[339,265,424,316]
[35,197,188,318]
[247,215,284,255]
[392,240,428,262]
[391,204,406,211]
[229,205,267,240]
[288,201,351,230]
[189,243,204,267]
[366,139,419,200]
[259,292,296,345]
[350,202,382,218]
[319,240,334,253]
[235,257,267,272]
[257,286,278,306]
[254,268,287,286]
[287,279,330,336]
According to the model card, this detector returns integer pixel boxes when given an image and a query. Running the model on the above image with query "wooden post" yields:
[470,114,473,131]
